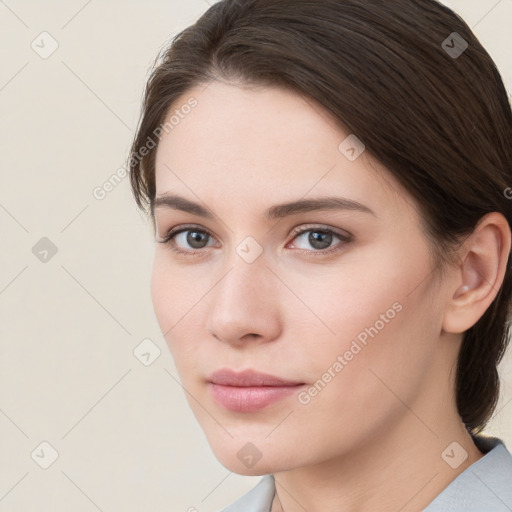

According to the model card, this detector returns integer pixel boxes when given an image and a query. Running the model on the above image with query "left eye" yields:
[290,228,349,251]
[157,225,351,255]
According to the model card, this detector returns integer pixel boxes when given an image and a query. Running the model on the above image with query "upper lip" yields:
[208,368,304,387]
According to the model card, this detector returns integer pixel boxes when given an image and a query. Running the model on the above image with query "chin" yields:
[207,438,298,476]
[216,456,278,476]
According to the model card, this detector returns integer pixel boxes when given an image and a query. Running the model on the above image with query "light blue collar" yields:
[424,435,512,511]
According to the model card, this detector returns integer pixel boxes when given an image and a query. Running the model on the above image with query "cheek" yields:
[299,242,439,406]
[150,252,196,331]
[150,254,208,376]
[292,251,409,362]
[291,300,437,453]
[321,235,436,353]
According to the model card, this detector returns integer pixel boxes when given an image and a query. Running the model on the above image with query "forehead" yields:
[153,81,409,220]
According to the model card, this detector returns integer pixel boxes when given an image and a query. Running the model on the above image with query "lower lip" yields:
[209,383,305,412]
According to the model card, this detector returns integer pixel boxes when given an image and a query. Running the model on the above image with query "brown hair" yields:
[127,0,512,433]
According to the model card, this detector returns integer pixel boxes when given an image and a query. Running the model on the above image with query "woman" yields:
[127,0,512,510]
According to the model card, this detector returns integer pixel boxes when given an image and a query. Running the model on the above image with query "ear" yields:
[442,212,511,334]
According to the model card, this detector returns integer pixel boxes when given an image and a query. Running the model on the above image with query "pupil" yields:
[310,231,331,249]
[188,231,207,248]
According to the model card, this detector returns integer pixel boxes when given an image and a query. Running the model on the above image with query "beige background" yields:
[1,1,511,510]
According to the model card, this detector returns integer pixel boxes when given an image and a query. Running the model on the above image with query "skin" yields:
[150,80,511,512]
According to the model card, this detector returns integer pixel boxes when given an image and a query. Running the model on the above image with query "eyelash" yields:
[156,224,352,258]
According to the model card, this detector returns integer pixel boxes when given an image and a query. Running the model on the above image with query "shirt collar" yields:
[424,434,512,511]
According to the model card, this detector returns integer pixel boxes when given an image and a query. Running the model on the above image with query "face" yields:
[151,81,450,475]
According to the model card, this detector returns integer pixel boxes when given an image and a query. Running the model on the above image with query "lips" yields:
[207,368,306,412]
[208,368,304,387]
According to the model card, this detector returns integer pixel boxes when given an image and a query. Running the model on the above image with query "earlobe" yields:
[442,212,511,334]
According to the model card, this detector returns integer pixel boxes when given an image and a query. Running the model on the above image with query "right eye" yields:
[157,225,218,255]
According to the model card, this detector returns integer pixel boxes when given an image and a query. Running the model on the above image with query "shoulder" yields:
[424,435,512,511]
[217,474,275,512]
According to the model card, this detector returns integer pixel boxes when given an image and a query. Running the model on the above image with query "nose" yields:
[205,250,283,346]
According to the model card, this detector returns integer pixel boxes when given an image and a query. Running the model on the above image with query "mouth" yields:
[207,368,306,412]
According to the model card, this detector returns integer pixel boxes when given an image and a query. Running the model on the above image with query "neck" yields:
[271,417,482,512]
[270,333,486,512]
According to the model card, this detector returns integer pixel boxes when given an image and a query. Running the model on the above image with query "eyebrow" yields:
[153,193,376,220]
